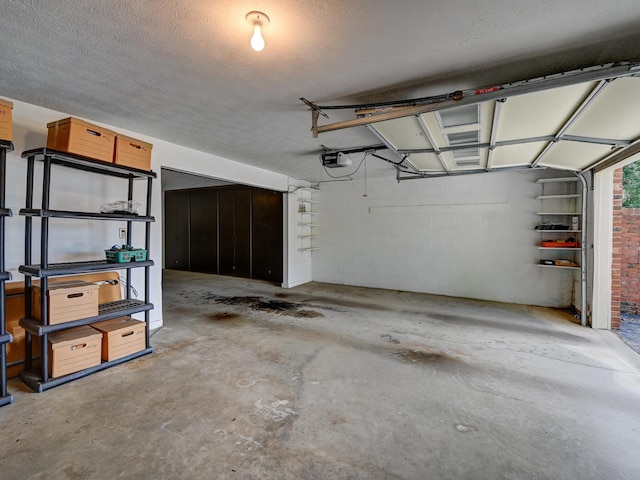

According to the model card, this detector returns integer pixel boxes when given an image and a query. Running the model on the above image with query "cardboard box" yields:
[4,274,120,378]
[114,134,152,170]
[33,281,100,325]
[0,98,13,141]
[91,316,145,361]
[46,117,116,163]
[49,325,102,377]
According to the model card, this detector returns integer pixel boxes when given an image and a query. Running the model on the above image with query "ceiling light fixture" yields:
[245,11,269,52]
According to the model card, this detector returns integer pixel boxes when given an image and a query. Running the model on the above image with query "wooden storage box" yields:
[0,98,13,141]
[46,117,116,163]
[91,316,145,361]
[33,281,100,325]
[49,325,102,378]
[114,134,152,170]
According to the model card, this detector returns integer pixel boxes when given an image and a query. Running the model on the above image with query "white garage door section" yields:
[310,62,640,180]
[368,76,640,177]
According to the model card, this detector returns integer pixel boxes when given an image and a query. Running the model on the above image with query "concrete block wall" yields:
[312,168,575,307]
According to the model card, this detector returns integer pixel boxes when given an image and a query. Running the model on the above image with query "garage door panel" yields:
[497,83,596,142]
[491,142,547,168]
[539,142,613,170]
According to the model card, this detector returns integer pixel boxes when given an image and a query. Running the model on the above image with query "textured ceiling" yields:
[2,0,640,182]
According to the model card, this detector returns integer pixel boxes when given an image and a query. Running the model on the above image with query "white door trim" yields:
[592,168,613,329]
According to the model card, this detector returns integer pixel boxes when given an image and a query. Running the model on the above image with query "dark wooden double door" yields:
[165,185,283,283]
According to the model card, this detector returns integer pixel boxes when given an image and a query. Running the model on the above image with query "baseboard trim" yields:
[281,277,312,289]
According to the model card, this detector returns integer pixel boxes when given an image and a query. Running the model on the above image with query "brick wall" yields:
[611,168,623,329]
[620,207,640,315]
[611,167,640,327]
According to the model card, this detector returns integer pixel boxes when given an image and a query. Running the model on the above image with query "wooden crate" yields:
[0,98,13,141]
[46,117,116,163]
[114,134,152,170]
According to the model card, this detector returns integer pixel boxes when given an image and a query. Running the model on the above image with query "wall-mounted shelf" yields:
[535,175,585,323]
[537,212,581,216]
[297,188,319,253]
[536,177,580,184]
[536,194,582,200]
[537,264,581,270]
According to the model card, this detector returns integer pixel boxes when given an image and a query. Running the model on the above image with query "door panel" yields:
[234,188,252,278]
[164,190,190,270]
[252,190,283,282]
[190,189,218,274]
[218,189,236,276]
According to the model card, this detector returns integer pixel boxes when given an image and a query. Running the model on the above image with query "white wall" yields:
[312,169,576,307]
[6,99,309,329]
[283,186,314,288]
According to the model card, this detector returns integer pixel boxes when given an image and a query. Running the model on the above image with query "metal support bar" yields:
[589,138,640,172]
[324,144,388,156]
[575,171,588,326]
[145,176,153,349]
[487,99,505,171]
[416,115,450,174]
[364,125,417,173]
[396,164,544,181]
[24,156,34,371]
[531,80,610,167]
[561,134,630,147]
[0,145,11,405]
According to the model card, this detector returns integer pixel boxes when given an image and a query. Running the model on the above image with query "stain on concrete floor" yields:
[215,296,323,318]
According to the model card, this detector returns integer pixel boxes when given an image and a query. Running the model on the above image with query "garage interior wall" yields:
[5,99,309,329]
[6,97,586,321]
[313,170,577,307]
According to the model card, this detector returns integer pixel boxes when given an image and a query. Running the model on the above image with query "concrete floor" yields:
[2,270,640,479]
[619,314,640,354]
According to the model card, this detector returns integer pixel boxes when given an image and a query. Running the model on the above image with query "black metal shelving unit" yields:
[0,139,14,407]
[18,148,156,393]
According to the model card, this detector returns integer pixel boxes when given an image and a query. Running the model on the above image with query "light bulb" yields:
[246,11,269,52]
[250,22,264,52]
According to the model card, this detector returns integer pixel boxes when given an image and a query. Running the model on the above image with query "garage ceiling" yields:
[2,1,640,182]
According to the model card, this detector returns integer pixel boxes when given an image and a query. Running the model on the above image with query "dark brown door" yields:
[190,189,218,274]
[234,188,252,278]
[218,188,235,276]
[219,188,252,277]
[252,189,283,282]
[164,190,190,270]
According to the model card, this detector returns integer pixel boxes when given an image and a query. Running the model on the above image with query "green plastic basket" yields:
[105,249,147,263]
